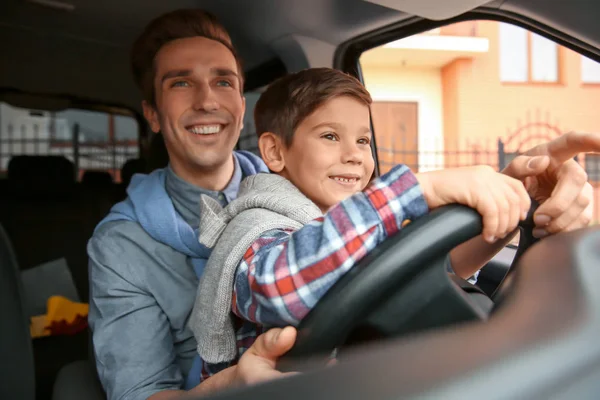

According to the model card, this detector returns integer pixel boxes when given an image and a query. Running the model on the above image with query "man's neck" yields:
[170,156,235,191]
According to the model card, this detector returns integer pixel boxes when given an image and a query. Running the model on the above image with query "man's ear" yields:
[142,100,161,133]
[258,132,286,173]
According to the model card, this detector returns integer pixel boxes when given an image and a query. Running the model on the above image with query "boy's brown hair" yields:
[254,68,372,146]
[130,9,244,106]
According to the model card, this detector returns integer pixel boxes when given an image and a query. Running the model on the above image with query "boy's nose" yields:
[341,145,363,164]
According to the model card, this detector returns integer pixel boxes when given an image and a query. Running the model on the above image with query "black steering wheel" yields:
[279,200,539,371]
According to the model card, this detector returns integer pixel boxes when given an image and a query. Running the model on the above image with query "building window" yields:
[499,24,528,82]
[530,33,558,81]
[581,56,600,83]
[499,23,559,83]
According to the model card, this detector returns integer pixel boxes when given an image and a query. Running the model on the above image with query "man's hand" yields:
[235,326,298,386]
[149,327,297,400]
[502,131,599,238]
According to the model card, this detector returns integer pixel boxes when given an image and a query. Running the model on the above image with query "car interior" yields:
[1,0,600,399]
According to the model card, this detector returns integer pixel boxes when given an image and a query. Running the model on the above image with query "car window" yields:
[0,101,140,181]
[359,20,599,224]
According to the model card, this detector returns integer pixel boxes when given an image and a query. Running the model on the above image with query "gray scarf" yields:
[188,173,322,364]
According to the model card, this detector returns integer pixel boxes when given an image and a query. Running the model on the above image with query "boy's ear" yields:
[258,132,286,173]
[142,100,161,133]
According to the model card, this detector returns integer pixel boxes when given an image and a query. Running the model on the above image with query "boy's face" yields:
[142,36,245,183]
[277,96,375,212]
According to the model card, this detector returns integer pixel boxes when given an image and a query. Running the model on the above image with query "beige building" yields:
[361,19,600,221]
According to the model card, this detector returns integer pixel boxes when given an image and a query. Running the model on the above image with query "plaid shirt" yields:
[200,164,428,379]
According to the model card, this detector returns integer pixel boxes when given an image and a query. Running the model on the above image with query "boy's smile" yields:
[330,174,361,185]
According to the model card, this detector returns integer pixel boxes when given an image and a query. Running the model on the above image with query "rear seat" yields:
[0,155,119,399]
[0,154,151,399]
[117,157,147,200]
[81,169,121,222]
[0,155,147,300]
[0,222,36,400]
[1,156,96,300]
[120,157,147,188]
[7,155,76,200]
[81,170,114,187]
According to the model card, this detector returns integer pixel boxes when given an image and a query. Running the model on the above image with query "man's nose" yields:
[192,83,219,112]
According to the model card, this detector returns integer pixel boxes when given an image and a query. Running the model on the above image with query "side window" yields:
[0,101,140,181]
[359,20,598,223]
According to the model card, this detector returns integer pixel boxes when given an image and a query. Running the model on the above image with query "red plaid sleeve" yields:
[232,164,428,326]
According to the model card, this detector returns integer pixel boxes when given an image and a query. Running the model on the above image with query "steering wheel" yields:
[279,200,539,371]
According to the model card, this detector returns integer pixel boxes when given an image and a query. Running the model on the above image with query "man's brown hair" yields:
[254,68,372,146]
[131,9,244,105]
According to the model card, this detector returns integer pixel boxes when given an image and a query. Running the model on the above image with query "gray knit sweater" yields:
[188,173,322,364]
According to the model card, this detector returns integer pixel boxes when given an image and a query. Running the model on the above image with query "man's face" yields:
[143,36,245,181]
[278,96,375,212]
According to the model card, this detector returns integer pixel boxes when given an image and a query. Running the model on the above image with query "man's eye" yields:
[358,137,371,145]
[216,80,232,87]
[322,133,338,141]
[171,81,190,88]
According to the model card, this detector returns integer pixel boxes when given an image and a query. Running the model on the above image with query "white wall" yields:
[361,65,445,171]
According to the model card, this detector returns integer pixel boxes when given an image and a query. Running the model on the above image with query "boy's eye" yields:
[321,132,338,141]
[358,137,371,145]
[171,80,190,88]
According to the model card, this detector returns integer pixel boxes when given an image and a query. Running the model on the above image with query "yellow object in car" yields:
[30,296,89,339]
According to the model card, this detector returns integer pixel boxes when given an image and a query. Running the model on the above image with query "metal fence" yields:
[376,142,600,225]
[3,121,599,223]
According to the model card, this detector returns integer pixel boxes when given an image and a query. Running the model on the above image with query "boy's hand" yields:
[235,326,298,386]
[416,164,532,243]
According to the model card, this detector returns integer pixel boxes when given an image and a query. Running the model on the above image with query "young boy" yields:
[189,68,531,379]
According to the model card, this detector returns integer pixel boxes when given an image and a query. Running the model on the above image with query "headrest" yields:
[147,133,169,172]
[81,170,113,187]
[8,155,75,198]
[121,158,147,188]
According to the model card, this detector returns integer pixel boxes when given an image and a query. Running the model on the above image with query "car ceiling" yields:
[1,0,599,111]
[0,0,410,72]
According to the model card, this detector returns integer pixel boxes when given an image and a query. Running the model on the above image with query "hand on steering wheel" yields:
[278,199,539,372]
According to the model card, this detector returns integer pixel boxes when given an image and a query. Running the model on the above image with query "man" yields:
[88,7,598,400]
[88,9,295,400]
